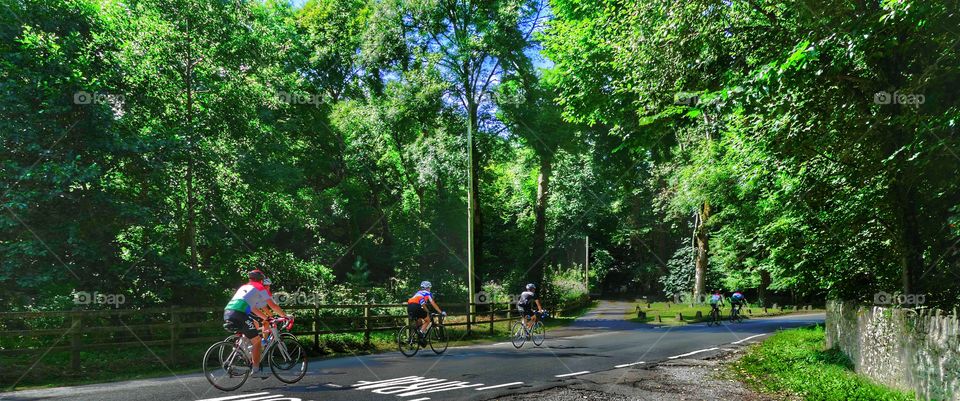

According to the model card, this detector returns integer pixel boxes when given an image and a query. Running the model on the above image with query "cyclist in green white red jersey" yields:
[223,270,288,378]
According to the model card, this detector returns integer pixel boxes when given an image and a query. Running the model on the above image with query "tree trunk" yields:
[467,100,483,290]
[184,14,199,271]
[758,269,771,307]
[693,201,710,302]
[893,180,924,294]
[530,156,552,283]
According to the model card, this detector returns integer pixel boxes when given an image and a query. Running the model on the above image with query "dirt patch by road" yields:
[490,347,789,401]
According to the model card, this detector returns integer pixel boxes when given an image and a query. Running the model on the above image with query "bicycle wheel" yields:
[269,334,307,383]
[510,321,526,349]
[397,325,419,357]
[429,325,448,354]
[203,341,251,391]
[531,321,545,346]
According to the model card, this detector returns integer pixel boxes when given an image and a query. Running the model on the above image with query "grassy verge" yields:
[2,302,594,391]
[730,325,914,401]
[626,302,823,326]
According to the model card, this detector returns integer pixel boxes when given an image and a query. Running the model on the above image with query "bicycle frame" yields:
[229,319,293,367]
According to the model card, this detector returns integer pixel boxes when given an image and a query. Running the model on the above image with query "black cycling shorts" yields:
[223,310,260,339]
[518,304,534,317]
[407,303,427,320]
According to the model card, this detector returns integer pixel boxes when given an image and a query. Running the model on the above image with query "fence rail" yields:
[0,298,590,370]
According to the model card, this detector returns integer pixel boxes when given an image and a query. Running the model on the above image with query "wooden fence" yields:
[0,298,590,370]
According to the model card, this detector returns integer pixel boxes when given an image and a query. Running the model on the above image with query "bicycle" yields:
[397,312,448,357]
[203,316,307,391]
[511,311,547,349]
[729,304,745,323]
[706,305,723,326]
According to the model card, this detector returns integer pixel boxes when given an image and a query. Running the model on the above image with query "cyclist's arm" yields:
[534,299,543,311]
[428,297,442,314]
[252,307,270,321]
[266,298,286,317]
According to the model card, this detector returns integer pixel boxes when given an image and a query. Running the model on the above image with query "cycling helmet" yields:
[263,277,272,286]
[420,281,432,289]
[526,283,536,290]
[248,270,266,282]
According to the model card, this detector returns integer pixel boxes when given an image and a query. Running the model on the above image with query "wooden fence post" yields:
[169,307,179,364]
[489,304,494,335]
[70,309,82,371]
[466,303,472,336]
[363,303,371,346]
[313,304,320,352]
[506,302,511,322]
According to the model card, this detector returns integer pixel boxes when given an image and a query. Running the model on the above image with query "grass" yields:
[2,301,594,391]
[730,325,914,401]
[626,301,823,326]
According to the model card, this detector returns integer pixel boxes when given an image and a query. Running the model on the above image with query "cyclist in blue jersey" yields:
[223,270,288,378]
[708,289,724,314]
[730,289,747,316]
[407,281,445,342]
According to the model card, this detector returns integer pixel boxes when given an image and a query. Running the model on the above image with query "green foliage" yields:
[734,325,914,401]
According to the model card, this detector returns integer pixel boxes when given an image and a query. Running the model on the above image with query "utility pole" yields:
[466,122,476,320]
[584,236,589,294]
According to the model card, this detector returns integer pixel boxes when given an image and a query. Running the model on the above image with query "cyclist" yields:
[730,289,747,317]
[223,270,288,378]
[407,281,445,344]
[708,289,724,319]
[517,283,544,330]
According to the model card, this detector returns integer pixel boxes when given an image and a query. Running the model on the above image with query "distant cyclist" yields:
[708,289,724,314]
[517,283,544,330]
[730,289,747,315]
[407,281,445,343]
[223,270,288,378]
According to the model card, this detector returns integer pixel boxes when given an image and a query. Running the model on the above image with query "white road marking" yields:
[554,371,590,378]
[196,393,271,401]
[196,393,302,401]
[352,376,483,397]
[731,334,767,344]
[614,361,645,368]
[407,398,430,401]
[475,382,524,390]
[668,347,719,359]
[325,383,343,388]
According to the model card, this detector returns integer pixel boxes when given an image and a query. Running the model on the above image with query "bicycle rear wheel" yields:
[531,321,545,346]
[429,325,448,354]
[203,341,251,391]
[397,325,419,357]
[269,334,307,383]
[510,321,526,349]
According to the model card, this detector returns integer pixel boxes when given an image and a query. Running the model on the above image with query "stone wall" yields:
[826,301,960,400]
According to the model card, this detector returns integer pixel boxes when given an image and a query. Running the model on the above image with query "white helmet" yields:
[420,281,432,289]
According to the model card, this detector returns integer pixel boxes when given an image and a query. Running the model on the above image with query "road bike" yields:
[729,304,745,323]
[203,316,307,391]
[511,311,547,349]
[397,312,448,357]
[706,305,723,326]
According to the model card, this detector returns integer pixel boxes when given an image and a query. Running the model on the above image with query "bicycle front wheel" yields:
[429,325,448,354]
[397,325,419,357]
[203,341,251,391]
[531,321,545,346]
[510,321,526,349]
[269,334,307,383]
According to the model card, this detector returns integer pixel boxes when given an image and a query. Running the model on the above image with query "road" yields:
[2,301,824,401]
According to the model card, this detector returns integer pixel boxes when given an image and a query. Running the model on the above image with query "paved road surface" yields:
[2,301,823,401]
